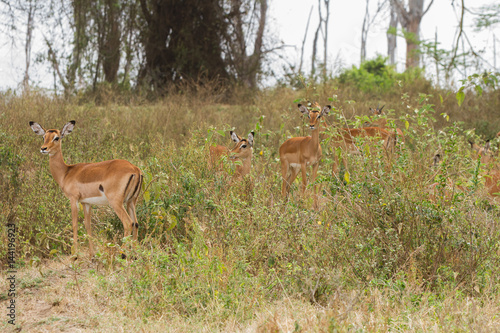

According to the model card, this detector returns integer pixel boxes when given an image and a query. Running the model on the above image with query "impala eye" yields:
[53,137,60,142]
[241,145,247,149]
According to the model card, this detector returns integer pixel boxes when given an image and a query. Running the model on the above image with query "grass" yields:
[1,79,500,331]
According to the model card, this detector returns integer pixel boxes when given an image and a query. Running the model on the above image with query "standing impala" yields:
[30,121,142,257]
[280,104,331,207]
[209,131,254,180]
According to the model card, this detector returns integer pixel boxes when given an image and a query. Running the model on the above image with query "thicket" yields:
[1,67,500,329]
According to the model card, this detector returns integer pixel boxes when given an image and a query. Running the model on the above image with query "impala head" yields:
[29,121,75,156]
[369,104,385,115]
[229,131,254,160]
[298,104,331,130]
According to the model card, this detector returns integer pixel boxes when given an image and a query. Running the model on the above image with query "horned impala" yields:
[280,104,331,207]
[30,121,142,257]
[209,130,254,180]
[331,126,396,177]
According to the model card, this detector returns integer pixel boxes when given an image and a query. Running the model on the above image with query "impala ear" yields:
[379,105,385,113]
[61,120,75,138]
[230,131,240,143]
[247,132,254,146]
[29,122,46,136]
[321,105,331,116]
[298,104,309,115]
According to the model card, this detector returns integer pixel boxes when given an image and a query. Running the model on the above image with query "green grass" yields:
[1,81,500,331]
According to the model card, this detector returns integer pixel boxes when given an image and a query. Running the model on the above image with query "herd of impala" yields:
[29,103,500,257]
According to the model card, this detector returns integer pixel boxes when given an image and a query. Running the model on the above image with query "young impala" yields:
[30,121,142,258]
[331,126,396,177]
[280,104,331,207]
[209,131,254,180]
[366,105,405,143]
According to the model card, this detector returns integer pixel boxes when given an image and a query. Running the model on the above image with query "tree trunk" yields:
[102,0,121,84]
[361,0,370,64]
[387,4,398,65]
[391,0,433,69]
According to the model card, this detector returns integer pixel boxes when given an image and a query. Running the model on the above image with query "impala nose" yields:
[40,147,48,153]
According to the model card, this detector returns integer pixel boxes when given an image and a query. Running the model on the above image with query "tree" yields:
[387,3,398,65]
[360,0,386,64]
[390,0,434,69]
[226,0,269,89]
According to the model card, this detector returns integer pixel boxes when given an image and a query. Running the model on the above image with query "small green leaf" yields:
[405,120,409,130]
[216,130,226,136]
[474,85,483,96]
[456,90,465,106]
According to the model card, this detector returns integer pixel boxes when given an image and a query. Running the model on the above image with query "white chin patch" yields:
[40,150,49,154]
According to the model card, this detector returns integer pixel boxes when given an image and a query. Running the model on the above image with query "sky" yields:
[269,0,498,83]
[0,0,498,91]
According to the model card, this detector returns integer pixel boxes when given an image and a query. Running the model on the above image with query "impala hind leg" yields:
[109,200,134,239]
[286,166,300,197]
[281,160,290,197]
[82,203,95,257]
[126,200,139,240]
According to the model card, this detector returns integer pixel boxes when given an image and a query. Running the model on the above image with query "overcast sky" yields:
[270,0,498,83]
[0,0,497,90]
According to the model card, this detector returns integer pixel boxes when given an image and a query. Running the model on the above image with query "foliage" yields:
[337,56,426,95]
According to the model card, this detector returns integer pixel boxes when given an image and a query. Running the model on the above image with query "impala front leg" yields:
[311,162,320,208]
[82,203,94,257]
[300,164,308,196]
[70,198,79,256]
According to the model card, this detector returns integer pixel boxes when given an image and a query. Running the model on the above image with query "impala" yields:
[366,105,405,143]
[331,126,396,177]
[280,104,331,207]
[30,121,142,257]
[209,130,254,179]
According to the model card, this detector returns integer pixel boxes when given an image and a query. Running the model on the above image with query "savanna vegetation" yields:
[1,59,500,331]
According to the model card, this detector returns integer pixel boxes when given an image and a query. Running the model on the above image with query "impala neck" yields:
[236,153,252,175]
[310,121,320,147]
[48,149,69,187]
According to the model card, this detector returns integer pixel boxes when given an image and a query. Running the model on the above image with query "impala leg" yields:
[311,162,320,208]
[82,203,95,257]
[70,198,79,256]
[127,200,138,240]
[109,200,134,239]
[287,166,300,196]
[281,160,289,198]
[300,164,308,196]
